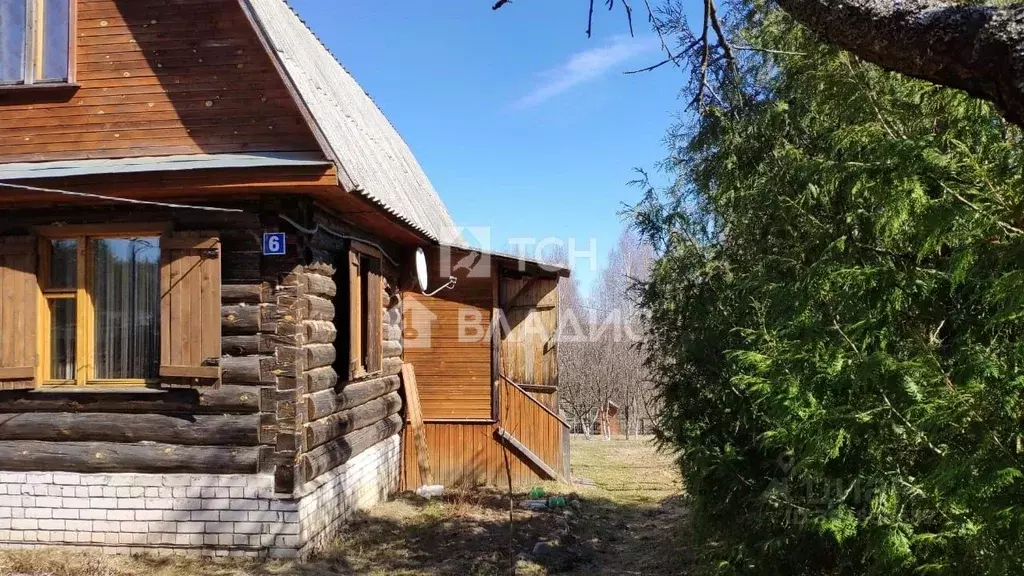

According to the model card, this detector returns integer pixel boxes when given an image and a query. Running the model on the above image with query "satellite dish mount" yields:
[415,247,456,296]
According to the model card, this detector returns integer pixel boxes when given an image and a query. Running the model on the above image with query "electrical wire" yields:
[0,181,244,212]
[0,182,459,292]
[278,213,399,267]
[278,213,460,295]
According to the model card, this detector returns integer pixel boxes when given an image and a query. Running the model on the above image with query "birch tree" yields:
[557,271,604,436]
[596,230,655,437]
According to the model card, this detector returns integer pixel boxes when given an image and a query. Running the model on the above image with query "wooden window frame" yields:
[0,0,77,88]
[36,224,168,388]
[349,240,383,380]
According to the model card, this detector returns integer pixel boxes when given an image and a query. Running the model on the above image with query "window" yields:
[40,234,161,386]
[0,0,73,85]
[0,229,219,390]
[347,241,383,379]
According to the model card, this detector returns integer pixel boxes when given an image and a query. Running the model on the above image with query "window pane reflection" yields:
[49,239,76,289]
[91,238,160,380]
[49,298,75,381]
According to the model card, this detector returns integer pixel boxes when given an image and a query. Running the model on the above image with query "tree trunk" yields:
[618,399,626,438]
[776,0,1024,127]
[585,412,598,439]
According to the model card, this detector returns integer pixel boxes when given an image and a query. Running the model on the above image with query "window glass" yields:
[91,238,161,380]
[48,239,76,289]
[0,0,26,83]
[40,0,68,81]
[49,298,75,380]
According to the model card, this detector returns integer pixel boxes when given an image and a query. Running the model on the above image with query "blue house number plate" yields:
[263,232,286,256]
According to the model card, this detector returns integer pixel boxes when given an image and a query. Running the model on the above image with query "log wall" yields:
[285,206,406,487]
[0,198,314,492]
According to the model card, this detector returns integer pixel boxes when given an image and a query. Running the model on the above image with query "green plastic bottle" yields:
[547,496,567,509]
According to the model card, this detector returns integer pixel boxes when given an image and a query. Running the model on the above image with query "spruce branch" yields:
[940,181,1024,236]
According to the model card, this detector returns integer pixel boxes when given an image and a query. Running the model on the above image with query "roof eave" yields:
[439,242,571,278]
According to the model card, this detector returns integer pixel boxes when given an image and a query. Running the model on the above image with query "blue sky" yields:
[289,0,688,292]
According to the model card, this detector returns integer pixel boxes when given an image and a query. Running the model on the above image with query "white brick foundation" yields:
[296,433,401,556]
[0,434,401,559]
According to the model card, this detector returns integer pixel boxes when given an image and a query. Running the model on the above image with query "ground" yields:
[0,436,689,576]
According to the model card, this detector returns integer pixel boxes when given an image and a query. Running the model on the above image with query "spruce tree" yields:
[634,4,1024,574]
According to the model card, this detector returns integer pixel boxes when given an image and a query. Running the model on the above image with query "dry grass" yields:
[0,436,688,576]
[566,435,691,575]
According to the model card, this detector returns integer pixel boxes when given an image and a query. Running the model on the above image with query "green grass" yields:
[0,436,689,575]
[571,435,681,503]
[564,435,691,575]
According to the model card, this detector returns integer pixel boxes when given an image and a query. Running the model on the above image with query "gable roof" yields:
[241,0,460,244]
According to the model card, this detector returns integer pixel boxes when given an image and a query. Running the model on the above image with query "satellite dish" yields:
[414,248,429,292]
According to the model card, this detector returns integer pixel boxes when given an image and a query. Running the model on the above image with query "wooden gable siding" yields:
[403,247,493,420]
[0,0,321,163]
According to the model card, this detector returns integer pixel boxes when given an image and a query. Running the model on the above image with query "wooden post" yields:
[401,363,433,485]
[491,266,500,420]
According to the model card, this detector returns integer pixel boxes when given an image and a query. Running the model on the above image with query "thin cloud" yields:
[511,35,660,110]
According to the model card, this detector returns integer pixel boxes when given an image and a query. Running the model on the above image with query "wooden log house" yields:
[0,0,570,558]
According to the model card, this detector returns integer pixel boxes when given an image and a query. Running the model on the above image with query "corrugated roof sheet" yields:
[440,243,572,278]
[0,152,331,181]
[243,0,460,243]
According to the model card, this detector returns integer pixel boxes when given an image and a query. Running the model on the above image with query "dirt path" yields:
[0,436,689,576]
[566,436,690,575]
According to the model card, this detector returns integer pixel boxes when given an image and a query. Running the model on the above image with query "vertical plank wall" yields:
[500,274,559,411]
[400,264,569,489]
[399,380,569,488]
[402,247,492,419]
[497,377,569,481]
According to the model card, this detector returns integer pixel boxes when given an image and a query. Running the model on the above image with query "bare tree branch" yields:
[624,38,698,75]
[706,0,736,76]
[587,0,595,38]
[494,0,1024,129]
[621,0,635,36]
[644,0,680,70]
[694,0,711,109]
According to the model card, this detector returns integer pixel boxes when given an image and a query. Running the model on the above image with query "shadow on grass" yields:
[297,488,690,576]
[0,492,691,576]
[302,488,693,576]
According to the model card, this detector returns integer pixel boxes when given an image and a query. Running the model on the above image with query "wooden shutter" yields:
[348,250,361,381]
[0,236,38,390]
[347,244,383,379]
[365,262,382,374]
[159,232,221,381]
